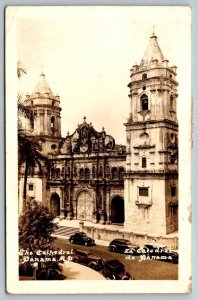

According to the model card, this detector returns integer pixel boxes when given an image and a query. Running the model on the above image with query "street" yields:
[53,237,178,280]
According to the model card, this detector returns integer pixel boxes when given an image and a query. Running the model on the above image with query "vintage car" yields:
[108,238,139,254]
[69,232,95,246]
[37,268,66,280]
[142,243,179,263]
[72,249,105,270]
[102,259,134,280]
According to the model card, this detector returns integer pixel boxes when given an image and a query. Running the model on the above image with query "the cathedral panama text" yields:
[19,249,74,263]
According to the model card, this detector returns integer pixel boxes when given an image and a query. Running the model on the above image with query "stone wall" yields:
[79,222,178,249]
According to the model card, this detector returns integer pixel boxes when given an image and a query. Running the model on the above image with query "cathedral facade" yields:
[18,33,178,235]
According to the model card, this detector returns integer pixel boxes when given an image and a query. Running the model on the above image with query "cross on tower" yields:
[152,25,156,35]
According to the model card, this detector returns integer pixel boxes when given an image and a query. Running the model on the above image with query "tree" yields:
[18,132,48,209]
[17,62,47,210]
[17,61,27,78]
[19,199,65,279]
[19,199,57,251]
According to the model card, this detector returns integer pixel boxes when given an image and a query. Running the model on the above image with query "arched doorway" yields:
[111,196,124,224]
[50,193,60,217]
[77,191,93,221]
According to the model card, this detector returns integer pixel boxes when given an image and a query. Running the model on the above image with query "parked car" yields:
[142,243,179,263]
[166,248,179,264]
[69,232,95,246]
[108,238,139,254]
[37,268,66,280]
[72,249,105,270]
[102,259,134,280]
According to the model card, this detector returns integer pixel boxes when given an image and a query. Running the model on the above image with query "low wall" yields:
[79,222,178,249]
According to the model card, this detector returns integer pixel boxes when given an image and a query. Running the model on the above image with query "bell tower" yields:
[24,73,62,155]
[124,33,178,234]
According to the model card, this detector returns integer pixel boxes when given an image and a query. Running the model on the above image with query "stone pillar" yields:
[92,189,98,223]
[79,221,84,232]
[39,111,44,135]
[44,110,48,135]
[60,187,66,220]
[67,187,73,220]
[105,187,111,224]
[99,187,106,224]
[47,110,51,134]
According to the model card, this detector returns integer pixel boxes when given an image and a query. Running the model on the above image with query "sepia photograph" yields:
[6,6,191,293]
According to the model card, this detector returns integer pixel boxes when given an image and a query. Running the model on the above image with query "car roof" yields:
[111,239,131,243]
[75,249,91,255]
[105,260,124,268]
[144,243,167,248]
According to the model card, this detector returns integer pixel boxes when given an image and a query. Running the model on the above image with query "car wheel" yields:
[110,246,115,252]
[85,242,88,247]
[102,270,108,277]
[110,274,116,280]
[90,264,96,270]
[70,239,74,244]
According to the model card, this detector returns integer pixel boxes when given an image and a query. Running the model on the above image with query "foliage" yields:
[18,132,48,208]
[19,198,57,251]
[17,61,27,78]
[18,199,66,280]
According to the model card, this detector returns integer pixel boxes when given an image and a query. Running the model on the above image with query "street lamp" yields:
[33,262,38,280]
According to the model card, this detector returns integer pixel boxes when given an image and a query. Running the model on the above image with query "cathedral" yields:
[19,33,178,235]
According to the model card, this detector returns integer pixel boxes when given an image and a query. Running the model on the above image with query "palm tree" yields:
[17,62,48,210]
[18,132,48,209]
[17,61,26,78]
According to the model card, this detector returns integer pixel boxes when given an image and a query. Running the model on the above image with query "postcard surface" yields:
[6,6,191,294]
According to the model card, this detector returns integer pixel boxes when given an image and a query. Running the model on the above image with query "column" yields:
[66,186,73,220]
[99,187,106,225]
[92,188,98,223]
[105,187,111,224]
[60,186,66,219]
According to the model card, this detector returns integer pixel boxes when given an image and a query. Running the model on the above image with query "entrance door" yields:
[77,191,93,221]
[111,196,124,224]
[50,193,60,217]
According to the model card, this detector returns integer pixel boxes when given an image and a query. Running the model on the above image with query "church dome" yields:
[140,34,165,66]
[31,72,55,98]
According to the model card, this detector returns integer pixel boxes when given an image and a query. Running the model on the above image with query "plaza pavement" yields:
[61,261,105,280]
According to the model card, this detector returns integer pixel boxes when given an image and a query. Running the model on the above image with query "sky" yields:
[17,6,191,144]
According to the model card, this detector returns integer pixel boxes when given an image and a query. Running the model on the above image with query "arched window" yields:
[170,95,174,111]
[79,168,84,179]
[112,167,118,180]
[140,94,148,111]
[85,168,90,180]
[51,116,55,128]
[106,165,110,177]
[99,166,103,177]
[30,115,34,130]
[67,166,70,176]
[142,157,147,168]
[142,73,147,79]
